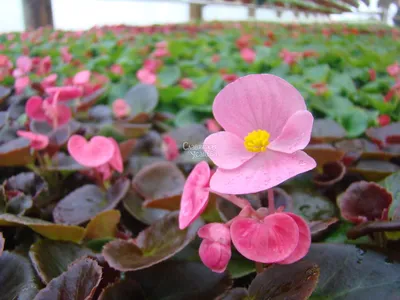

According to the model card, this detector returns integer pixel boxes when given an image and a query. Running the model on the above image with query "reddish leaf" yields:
[304,144,345,167]
[133,161,185,203]
[0,138,33,166]
[338,181,392,224]
[102,211,202,271]
[34,257,102,300]
[313,161,346,186]
[309,218,339,240]
[366,122,400,146]
[53,178,130,225]
[349,160,399,181]
[98,280,145,300]
[311,119,346,143]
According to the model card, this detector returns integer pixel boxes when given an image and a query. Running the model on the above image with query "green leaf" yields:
[380,171,400,220]
[175,105,212,127]
[158,66,181,87]
[330,72,357,94]
[29,240,93,284]
[339,108,369,138]
[305,64,330,82]
[188,75,218,105]
[0,252,38,299]
[124,84,159,116]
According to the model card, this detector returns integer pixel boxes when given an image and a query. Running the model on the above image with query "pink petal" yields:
[268,110,313,154]
[278,213,311,264]
[199,240,231,273]
[162,135,179,161]
[197,223,231,245]
[112,98,130,119]
[210,150,316,194]
[96,163,113,181]
[73,70,91,85]
[46,86,83,101]
[67,135,115,168]
[54,103,72,127]
[16,56,32,74]
[15,76,30,94]
[230,213,299,263]
[137,68,156,85]
[41,74,58,89]
[17,130,49,150]
[26,96,47,121]
[179,161,211,230]
[108,138,123,173]
[212,74,306,140]
[203,131,255,169]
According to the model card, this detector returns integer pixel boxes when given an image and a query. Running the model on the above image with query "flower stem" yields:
[211,191,249,209]
[268,189,275,214]
[255,262,264,273]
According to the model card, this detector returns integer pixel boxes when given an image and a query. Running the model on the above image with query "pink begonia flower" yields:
[384,81,400,102]
[378,114,391,127]
[143,59,162,73]
[41,74,57,89]
[179,78,195,90]
[152,47,169,58]
[46,86,83,101]
[25,95,71,127]
[230,211,310,264]
[162,135,179,161]
[112,98,131,119]
[222,74,238,83]
[0,55,13,81]
[368,69,376,81]
[17,130,49,150]
[96,163,113,181]
[212,55,220,63]
[198,223,231,273]
[179,161,211,230]
[73,70,91,85]
[203,74,316,194]
[156,41,168,49]
[35,56,51,76]
[60,47,73,63]
[240,48,256,64]
[67,135,115,168]
[205,119,221,133]
[108,138,123,173]
[15,77,30,95]
[387,62,400,78]
[111,64,124,75]
[280,49,302,66]
[311,82,328,96]
[16,56,32,75]
[137,68,157,85]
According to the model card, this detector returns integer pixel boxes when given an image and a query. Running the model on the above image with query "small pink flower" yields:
[17,130,49,150]
[143,59,162,73]
[16,56,32,75]
[378,115,391,127]
[73,70,91,85]
[41,74,58,89]
[96,163,113,181]
[111,64,124,75]
[240,48,256,64]
[198,223,231,273]
[368,69,376,81]
[212,55,220,63]
[137,68,156,85]
[280,49,302,66]
[67,135,115,168]
[204,74,316,194]
[162,135,179,161]
[112,99,130,119]
[36,56,51,76]
[46,86,83,101]
[152,47,169,58]
[205,119,221,133]
[179,78,195,90]
[311,82,328,96]
[230,211,310,264]
[108,138,123,173]
[179,161,211,230]
[60,47,72,63]
[222,74,238,83]
[387,62,400,78]
[25,95,71,127]
[156,41,168,49]
[15,76,30,94]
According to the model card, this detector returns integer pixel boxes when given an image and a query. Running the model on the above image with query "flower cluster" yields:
[179,74,316,273]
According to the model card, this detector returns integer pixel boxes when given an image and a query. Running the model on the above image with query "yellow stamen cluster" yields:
[244,130,270,152]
